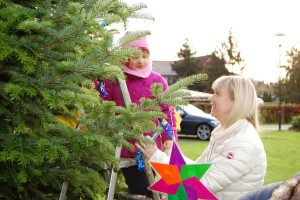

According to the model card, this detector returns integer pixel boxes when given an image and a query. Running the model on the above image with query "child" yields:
[94,32,177,197]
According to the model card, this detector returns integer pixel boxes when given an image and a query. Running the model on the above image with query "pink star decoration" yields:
[149,142,218,200]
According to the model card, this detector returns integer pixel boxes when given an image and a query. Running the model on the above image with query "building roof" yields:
[181,89,212,102]
[152,55,212,76]
[195,55,212,68]
[152,60,178,76]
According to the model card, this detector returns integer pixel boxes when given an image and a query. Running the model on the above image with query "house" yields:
[152,58,214,112]
[152,55,212,85]
[194,55,212,72]
[181,89,212,112]
[152,60,178,85]
[181,89,212,102]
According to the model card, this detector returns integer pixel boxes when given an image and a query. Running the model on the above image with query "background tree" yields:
[215,28,245,74]
[0,1,206,199]
[262,92,272,102]
[283,47,300,103]
[171,38,232,92]
[200,52,231,93]
[171,38,199,77]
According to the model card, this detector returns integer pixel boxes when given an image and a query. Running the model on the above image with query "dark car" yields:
[175,104,220,140]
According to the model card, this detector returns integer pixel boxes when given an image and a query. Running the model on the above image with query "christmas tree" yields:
[0,0,206,199]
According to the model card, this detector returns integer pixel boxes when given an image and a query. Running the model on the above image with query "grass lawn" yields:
[177,130,300,185]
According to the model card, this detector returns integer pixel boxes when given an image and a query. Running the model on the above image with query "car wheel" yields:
[196,124,211,140]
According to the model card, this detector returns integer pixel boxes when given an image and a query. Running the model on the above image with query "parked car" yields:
[257,97,264,105]
[175,104,220,140]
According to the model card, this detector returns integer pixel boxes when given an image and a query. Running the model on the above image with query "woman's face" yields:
[128,50,150,71]
[209,89,234,125]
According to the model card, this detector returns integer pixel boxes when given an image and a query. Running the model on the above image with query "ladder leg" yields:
[144,160,160,200]
[105,144,122,200]
[58,124,82,200]
[109,78,160,199]
[105,78,129,200]
[105,167,118,200]
[58,182,69,200]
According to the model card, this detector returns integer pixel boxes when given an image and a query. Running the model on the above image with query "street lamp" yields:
[275,33,285,131]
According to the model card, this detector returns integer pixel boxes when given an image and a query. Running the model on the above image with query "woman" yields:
[137,75,267,200]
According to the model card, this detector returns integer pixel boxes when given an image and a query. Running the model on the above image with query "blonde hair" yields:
[212,75,259,130]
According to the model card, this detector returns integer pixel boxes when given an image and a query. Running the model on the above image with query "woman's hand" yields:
[162,140,173,155]
[163,140,173,151]
[136,136,158,160]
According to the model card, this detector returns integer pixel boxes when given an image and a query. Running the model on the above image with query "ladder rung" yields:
[120,157,137,168]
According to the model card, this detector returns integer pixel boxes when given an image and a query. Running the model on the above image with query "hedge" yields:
[259,104,300,124]
[193,102,300,124]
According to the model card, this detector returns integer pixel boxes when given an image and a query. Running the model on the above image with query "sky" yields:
[118,0,300,83]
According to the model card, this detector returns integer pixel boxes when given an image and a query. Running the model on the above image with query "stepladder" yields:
[58,78,160,200]
[104,78,160,200]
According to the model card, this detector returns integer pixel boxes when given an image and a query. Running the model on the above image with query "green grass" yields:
[260,131,300,184]
[177,130,300,185]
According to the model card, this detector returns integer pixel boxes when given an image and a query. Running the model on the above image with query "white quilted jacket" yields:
[150,119,267,200]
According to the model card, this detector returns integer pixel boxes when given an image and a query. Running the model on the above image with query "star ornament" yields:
[149,142,218,200]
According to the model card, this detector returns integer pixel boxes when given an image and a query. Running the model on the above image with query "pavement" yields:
[259,124,291,131]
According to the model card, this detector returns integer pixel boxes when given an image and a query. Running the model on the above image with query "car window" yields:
[179,104,204,115]
[175,106,184,115]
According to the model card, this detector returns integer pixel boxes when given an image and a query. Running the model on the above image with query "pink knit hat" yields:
[124,31,152,78]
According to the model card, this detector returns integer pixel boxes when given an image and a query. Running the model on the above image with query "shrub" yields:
[291,116,300,130]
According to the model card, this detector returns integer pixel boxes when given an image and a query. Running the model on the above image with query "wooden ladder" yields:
[58,78,160,200]
[105,78,160,200]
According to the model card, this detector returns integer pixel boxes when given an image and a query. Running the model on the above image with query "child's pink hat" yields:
[124,31,152,78]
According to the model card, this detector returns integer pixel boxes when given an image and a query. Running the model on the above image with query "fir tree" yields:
[0,1,206,199]
[215,28,245,74]
[201,53,231,93]
[171,38,199,77]
[284,47,300,103]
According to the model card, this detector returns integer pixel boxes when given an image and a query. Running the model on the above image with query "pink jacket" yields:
[95,72,178,158]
